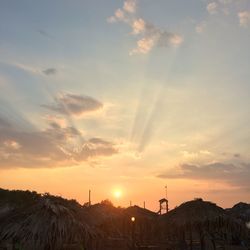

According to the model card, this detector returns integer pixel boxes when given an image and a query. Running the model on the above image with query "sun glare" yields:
[113,189,122,199]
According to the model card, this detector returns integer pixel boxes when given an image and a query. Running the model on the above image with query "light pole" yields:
[131,217,136,250]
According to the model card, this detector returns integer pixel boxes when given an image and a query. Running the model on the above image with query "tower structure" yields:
[158,185,169,214]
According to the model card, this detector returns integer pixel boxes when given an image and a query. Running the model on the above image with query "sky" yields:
[0,0,250,211]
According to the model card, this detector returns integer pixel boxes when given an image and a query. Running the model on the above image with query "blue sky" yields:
[0,0,250,209]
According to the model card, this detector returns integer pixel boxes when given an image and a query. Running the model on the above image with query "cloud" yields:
[131,37,155,55]
[37,29,53,39]
[195,21,207,33]
[0,116,117,169]
[158,30,183,47]
[2,61,57,76]
[238,11,250,27]
[42,68,57,75]
[0,117,10,128]
[73,139,117,162]
[204,0,249,23]
[131,20,183,55]
[42,93,103,116]
[3,140,21,150]
[12,63,41,75]
[114,8,126,21]
[88,138,113,146]
[157,162,250,189]
[132,18,145,34]
[234,153,241,158]
[130,21,183,55]
[43,115,67,128]
[181,150,212,160]
[218,0,232,4]
[107,8,128,23]
[123,0,136,13]
[207,2,218,14]
[108,0,183,55]
[107,0,136,23]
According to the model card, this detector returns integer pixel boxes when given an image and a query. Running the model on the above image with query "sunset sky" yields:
[0,0,250,211]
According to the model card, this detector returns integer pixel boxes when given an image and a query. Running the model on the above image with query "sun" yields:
[113,189,122,199]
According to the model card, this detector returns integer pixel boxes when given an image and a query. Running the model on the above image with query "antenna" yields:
[165,185,169,212]
[165,185,168,200]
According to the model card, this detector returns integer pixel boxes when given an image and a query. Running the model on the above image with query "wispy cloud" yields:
[181,150,212,160]
[206,0,231,16]
[42,93,103,117]
[1,61,57,76]
[200,0,250,31]
[195,21,207,33]
[108,0,183,55]
[12,62,41,75]
[207,2,219,14]
[107,0,136,23]
[238,11,250,27]
[123,0,136,13]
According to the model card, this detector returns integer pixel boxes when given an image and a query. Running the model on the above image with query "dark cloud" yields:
[42,68,57,75]
[88,138,113,145]
[157,162,250,189]
[42,94,103,116]
[73,139,117,162]
[234,153,241,158]
[0,117,117,169]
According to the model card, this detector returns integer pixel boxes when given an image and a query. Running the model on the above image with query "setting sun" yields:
[113,189,122,199]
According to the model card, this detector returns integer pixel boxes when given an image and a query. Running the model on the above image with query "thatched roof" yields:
[124,205,158,221]
[159,198,250,243]
[161,198,225,227]
[83,200,123,225]
[227,202,250,222]
[1,189,249,249]
[0,194,98,250]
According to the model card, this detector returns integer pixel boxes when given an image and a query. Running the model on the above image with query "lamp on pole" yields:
[131,217,136,249]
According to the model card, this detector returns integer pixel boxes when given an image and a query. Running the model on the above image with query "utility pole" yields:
[88,189,91,207]
[143,201,145,209]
